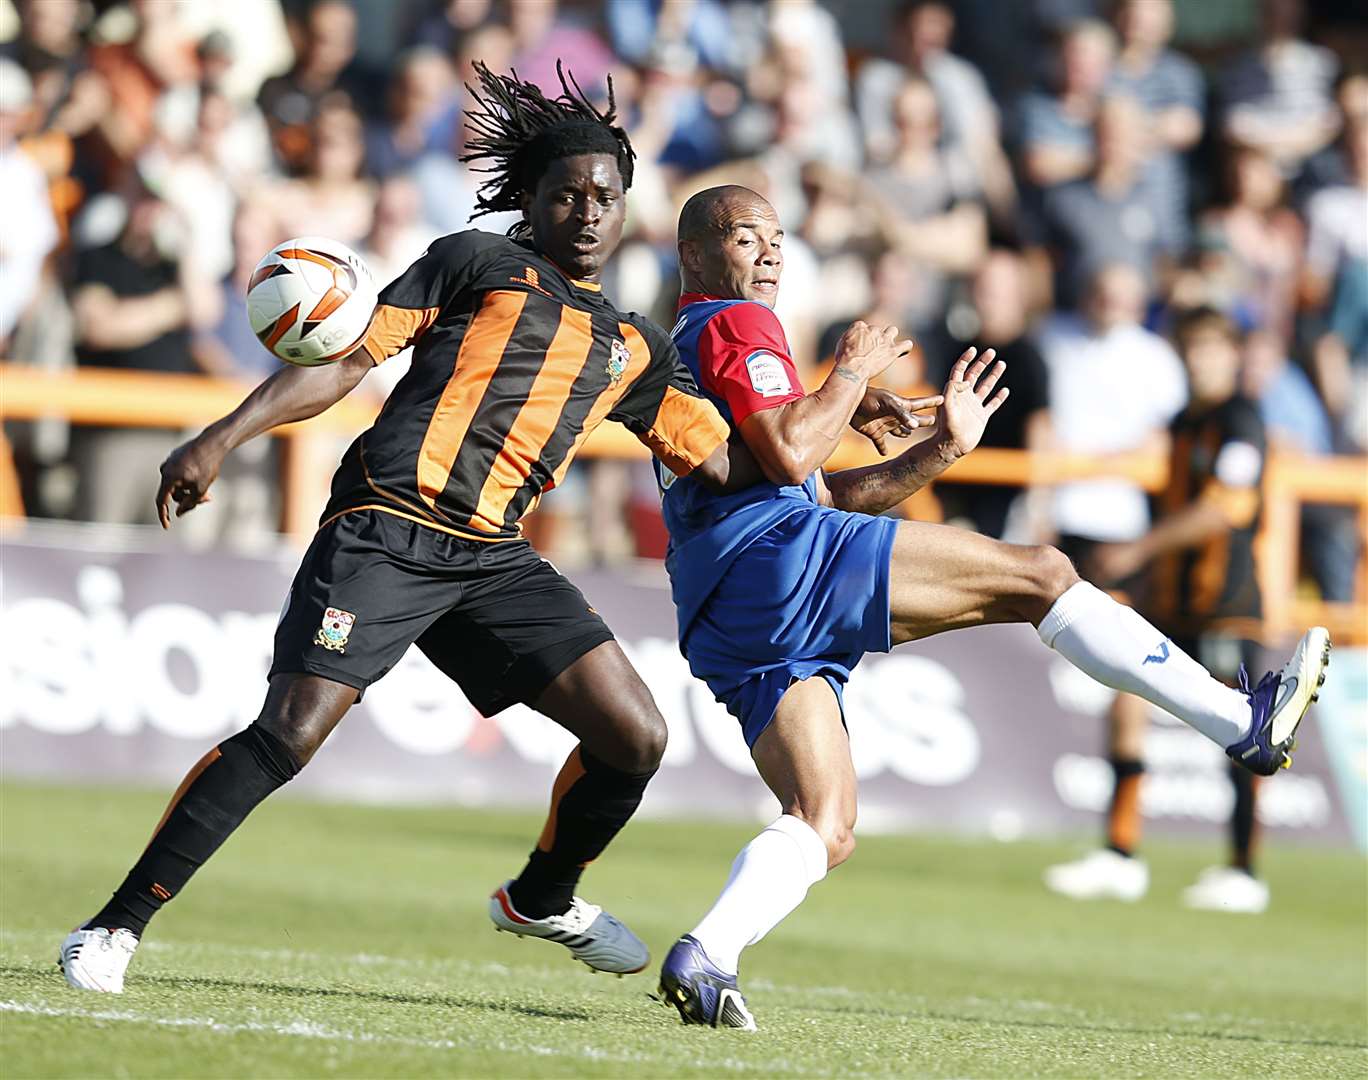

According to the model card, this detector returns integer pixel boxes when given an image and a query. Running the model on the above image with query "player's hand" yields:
[833,321,914,382]
[1087,542,1147,586]
[851,387,944,455]
[155,435,225,528]
[937,346,1008,459]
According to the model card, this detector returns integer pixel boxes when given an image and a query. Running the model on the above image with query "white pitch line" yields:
[0,1000,465,1052]
[0,1000,810,1075]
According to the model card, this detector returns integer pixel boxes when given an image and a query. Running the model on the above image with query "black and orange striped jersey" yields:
[321,230,730,542]
[1151,397,1267,630]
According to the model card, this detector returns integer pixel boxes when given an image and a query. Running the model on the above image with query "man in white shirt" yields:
[1036,263,1187,906]
[0,60,59,347]
[1037,261,1187,551]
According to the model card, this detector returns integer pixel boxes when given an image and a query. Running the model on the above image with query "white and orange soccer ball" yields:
[246,236,378,366]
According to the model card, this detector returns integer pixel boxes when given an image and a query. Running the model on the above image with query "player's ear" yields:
[678,239,698,274]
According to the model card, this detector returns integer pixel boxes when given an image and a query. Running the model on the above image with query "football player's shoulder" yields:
[419,229,515,272]
[708,298,783,344]
[619,309,675,360]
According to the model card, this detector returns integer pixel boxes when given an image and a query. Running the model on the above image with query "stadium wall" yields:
[2,522,1363,849]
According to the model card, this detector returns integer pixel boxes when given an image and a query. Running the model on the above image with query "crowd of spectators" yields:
[1,0,1363,592]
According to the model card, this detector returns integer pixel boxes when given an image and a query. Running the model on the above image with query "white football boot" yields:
[1181,866,1270,914]
[1044,849,1150,902]
[489,881,649,974]
[58,926,139,992]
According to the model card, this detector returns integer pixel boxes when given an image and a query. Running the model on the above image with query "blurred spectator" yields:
[865,75,988,335]
[408,0,494,54]
[194,195,286,382]
[1297,68,1368,197]
[1304,118,1368,445]
[508,0,615,99]
[1243,328,1364,601]
[82,0,198,189]
[731,4,862,173]
[359,175,442,399]
[606,0,736,74]
[68,177,215,524]
[365,47,459,179]
[258,0,366,172]
[1029,95,1174,310]
[1108,0,1204,251]
[2,0,98,134]
[1198,144,1304,341]
[0,61,60,349]
[856,0,1016,225]
[938,249,1053,540]
[1017,19,1116,191]
[1037,263,1187,545]
[273,98,375,248]
[1218,0,1341,177]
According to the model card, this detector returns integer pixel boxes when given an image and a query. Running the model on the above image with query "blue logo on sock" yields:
[1143,641,1171,665]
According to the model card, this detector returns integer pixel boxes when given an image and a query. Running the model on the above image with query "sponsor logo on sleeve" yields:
[745,350,792,398]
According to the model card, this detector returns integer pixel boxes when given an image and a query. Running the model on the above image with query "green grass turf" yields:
[1,782,1364,1078]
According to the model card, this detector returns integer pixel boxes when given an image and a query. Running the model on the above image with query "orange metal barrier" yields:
[2,363,1364,642]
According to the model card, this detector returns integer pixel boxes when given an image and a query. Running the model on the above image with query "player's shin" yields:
[507,746,655,919]
[1037,582,1251,746]
[87,724,302,937]
[688,815,829,976]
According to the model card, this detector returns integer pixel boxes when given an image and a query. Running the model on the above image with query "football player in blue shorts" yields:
[652,186,1332,1030]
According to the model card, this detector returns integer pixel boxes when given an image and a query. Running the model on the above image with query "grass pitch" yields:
[1,782,1364,1078]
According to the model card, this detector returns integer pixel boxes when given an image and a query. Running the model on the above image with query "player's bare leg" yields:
[60,674,355,991]
[884,522,1328,775]
[661,677,850,1029]
[1045,692,1151,901]
[489,641,665,974]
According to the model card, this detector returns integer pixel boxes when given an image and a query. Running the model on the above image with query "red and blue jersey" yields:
[657,293,821,643]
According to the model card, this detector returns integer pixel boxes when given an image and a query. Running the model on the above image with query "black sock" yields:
[1105,758,1145,858]
[507,747,654,919]
[1229,763,1258,875]
[89,724,301,937]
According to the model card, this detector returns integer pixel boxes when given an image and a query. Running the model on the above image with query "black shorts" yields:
[1056,533,1148,601]
[270,509,614,714]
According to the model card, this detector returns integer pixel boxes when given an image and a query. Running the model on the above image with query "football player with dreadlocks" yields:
[59,63,865,994]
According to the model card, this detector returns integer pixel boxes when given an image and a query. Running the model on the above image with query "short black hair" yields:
[677,185,768,244]
[1173,304,1242,346]
[462,60,636,237]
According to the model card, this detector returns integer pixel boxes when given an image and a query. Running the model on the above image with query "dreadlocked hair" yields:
[461,60,636,239]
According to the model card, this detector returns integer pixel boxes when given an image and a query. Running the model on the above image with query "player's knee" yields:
[1016,544,1080,624]
[823,823,856,870]
[611,706,668,775]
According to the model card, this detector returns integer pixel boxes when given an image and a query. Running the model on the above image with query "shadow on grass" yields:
[803,999,1368,1052]
[0,963,592,1023]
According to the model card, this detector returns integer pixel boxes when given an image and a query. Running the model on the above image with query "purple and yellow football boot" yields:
[657,935,757,1031]
[1225,627,1331,776]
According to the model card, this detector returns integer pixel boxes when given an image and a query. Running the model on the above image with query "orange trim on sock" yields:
[1107,772,1144,854]
[536,747,586,853]
[144,747,221,851]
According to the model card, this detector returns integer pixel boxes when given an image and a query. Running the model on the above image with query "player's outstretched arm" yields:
[740,322,913,485]
[155,348,373,527]
[821,347,1007,515]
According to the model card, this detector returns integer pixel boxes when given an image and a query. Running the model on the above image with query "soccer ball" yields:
[246,236,378,366]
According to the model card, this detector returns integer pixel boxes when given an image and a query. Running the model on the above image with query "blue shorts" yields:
[681,505,898,747]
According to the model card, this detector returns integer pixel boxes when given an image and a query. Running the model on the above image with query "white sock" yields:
[688,814,828,976]
[1038,582,1252,747]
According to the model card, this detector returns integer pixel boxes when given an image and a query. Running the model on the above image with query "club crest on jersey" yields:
[607,339,631,385]
[315,607,355,653]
